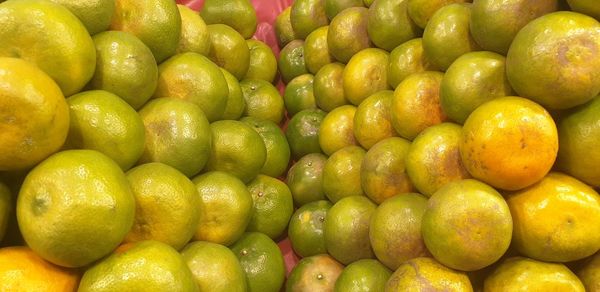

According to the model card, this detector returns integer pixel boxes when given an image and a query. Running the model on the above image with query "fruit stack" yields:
[0,0,599,291]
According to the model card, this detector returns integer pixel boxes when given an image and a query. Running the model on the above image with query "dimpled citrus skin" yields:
[286,254,344,292]
[343,48,390,106]
[327,7,371,63]
[385,257,473,291]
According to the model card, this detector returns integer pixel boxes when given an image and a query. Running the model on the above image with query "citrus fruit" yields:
[325,0,364,20]
[279,40,309,84]
[124,163,199,250]
[176,4,211,56]
[506,172,600,262]
[154,52,228,122]
[207,24,251,80]
[286,153,328,206]
[246,175,294,239]
[353,90,396,149]
[49,0,115,35]
[323,146,366,203]
[327,7,371,63]
[0,246,79,292]
[319,105,358,155]
[288,200,332,257]
[181,241,247,292]
[65,90,145,171]
[89,30,158,110]
[200,0,257,39]
[364,0,374,6]
[422,3,480,71]
[391,71,447,140]
[578,252,600,291]
[230,232,286,292]
[221,68,246,120]
[407,0,469,29]
[470,0,558,55]
[138,98,211,177]
[484,257,585,291]
[406,123,471,197]
[506,11,600,110]
[290,0,329,39]
[460,96,558,190]
[360,137,414,204]
[246,39,278,83]
[422,179,513,271]
[79,240,198,292]
[241,117,291,178]
[0,57,69,171]
[304,28,334,76]
[387,38,436,89]
[286,109,326,159]
[239,79,285,124]
[192,171,253,245]
[275,7,297,48]
[111,0,181,63]
[0,0,96,96]
[334,259,391,292]
[343,48,390,105]
[284,74,317,117]
[367,0,422,52]
[325,195,376,264]
[313,62,347,112]
[386,257,473,291]
[568,0,600,20]
[0,182,9,242]
[17,149,135,268]
[286,254,344,292]
[556,95,600,187]
[369,193,428,270]
[440,51,513,124]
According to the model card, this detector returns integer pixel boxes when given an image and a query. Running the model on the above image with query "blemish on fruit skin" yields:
[316,273,324,280]
[241,249,248,256]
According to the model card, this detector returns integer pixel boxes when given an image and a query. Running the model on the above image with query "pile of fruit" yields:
[1,0,600,291]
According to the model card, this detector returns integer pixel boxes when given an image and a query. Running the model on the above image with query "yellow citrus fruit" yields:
[0,0,96,96]
[440,51,513,124]
[304,26,334,74]
[230,232,286,292]
[138,98,211,177]
[124,163,200,250]
[176,4,211,56]
[246,175,294,239]
[290,0,329,39]
[154,52,228,122]
[79,240,198,292]
[353,90,397,150]
[422,3,480,71]
[49,0,115,35]
[65,90,145,171]
[506,11,600,110]
[287,200,332,257]
[0,246,80,292]
[319,105,359,156]
[328,7,371,63]
[422,179,513,271]
[192,171,253,245]
[325,0,364,20]
[89,30,158,110]
[386,257,473,291]
[286,108,326,159]
[111,0,181,63]
[506,172,600,262]
[220,68,246,120]
[246,39,278,83]
[407,0,469,29]
[367,0,422,52]
[568,0,600,20]
[0,57,69,171]
[323,146,366,203]
[313,62,348,112]
[325,195,376,264]
[369,193,428,270]
[284,74,317,117]
[275,7,297,48]
[334,259,392,292]
[279,40,309,84]
[286,254,344,292]
[460,96,558,191]
[578,252,600,292]
[484,257,585,291]
[387,38,437,89]
[0,182,9,242]
[181,241,247,292]
[240,79,285,124]
[343,48,390,105]
[241,117,291,178]
[207,24,250,80]
[199,0,257,39]
[286,153,328,206]
[17,149,135,268]
[406,122,471,197]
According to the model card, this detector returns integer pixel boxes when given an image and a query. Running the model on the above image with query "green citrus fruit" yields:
[323,146,366,203]
[177,4,211,56]
[279,40,309,84]
[221,68,246,120]
[275,7,297,48]
[207,24,250,80]
[290,0,329,39]
[387,38,436,89]
[343,48,390,105]
[288,200,332,257]
[286,254,344,292]
[246,39,278,83]
[241,117,291,178]
[353,90,397,150]
[286,109,326,159]
[334,259,392,292]
[286,153,328,206]
[200,0,257,39]
[368,0,422,51]
[313,62,348,112]
[231,232,286,292]
[319,105,358,156]
[240,79,285,124]
[246,175,294,239]
[304,26,334,74]
[325,0,364,20]
[327,7,371,63]
[49,0,115,35]
[407,0,469,29]
[386,257,473,291]
[284,74,317,117]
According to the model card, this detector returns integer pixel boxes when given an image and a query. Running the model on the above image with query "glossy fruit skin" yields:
[327,7,371,63]
[353,90,397,150]
[284,74,317,117]
[385,257,473,291]
[286,254,343,292]
[200,0,257,39]
[245,39,278,83]
[407,0,469,29]
[207,24,251,80]
[231,232,286,292]
[176,4,211,56]
[367,0,422,52]
[387,38,436,89]
[246,175,294,240]
[288,200,332,257]
[343,48,390,106]
[567,0,600,20]
[304,26,334,74]
[313,62,348,112]
[286,153,328,206]
[319,105,358,156]
[286,109,326,159]
[279,40,309,84]
[290,0,329,39]
[322,146,366,203]
[333,259,392,292]
[578,252,600,292]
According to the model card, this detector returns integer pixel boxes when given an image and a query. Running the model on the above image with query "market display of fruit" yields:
[1,0,600,291]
